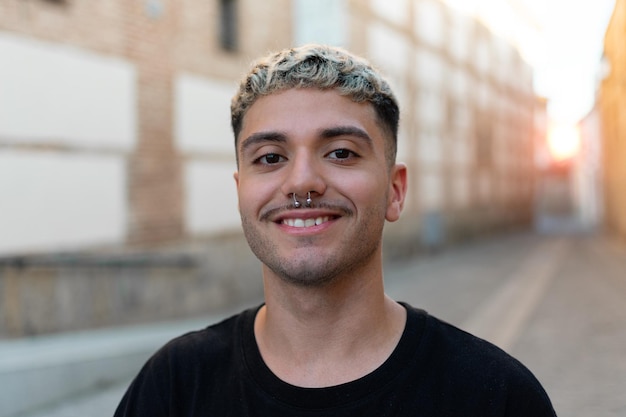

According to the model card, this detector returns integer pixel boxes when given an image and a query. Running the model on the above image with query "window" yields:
[220,0,238,52]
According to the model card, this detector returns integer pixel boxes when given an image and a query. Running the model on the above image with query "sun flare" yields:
[547,123,581,161]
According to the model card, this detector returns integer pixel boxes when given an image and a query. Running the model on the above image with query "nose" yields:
[280,150,326,201]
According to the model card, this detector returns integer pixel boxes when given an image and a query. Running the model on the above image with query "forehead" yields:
[237,89,384,149]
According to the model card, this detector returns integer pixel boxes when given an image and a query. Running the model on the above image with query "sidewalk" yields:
[21,382,128,417]
[0,304,255,417]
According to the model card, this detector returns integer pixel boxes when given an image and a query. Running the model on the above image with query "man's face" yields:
[234,88,406,287]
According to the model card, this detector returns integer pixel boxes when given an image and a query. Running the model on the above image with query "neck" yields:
[255,262,406,387]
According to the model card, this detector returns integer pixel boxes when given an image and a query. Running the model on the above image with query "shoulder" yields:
[403,305,556,416]
[114,307,259,416]
[418,310,533,380]
[149,307,255,367]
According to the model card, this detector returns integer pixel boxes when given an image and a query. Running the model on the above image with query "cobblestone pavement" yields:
[21,232,626,417]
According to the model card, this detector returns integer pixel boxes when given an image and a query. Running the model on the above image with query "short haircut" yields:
[230,44,400,166]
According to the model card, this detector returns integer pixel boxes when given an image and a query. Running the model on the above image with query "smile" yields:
[282,216,331,228]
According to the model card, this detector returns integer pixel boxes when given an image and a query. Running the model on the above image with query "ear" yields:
[385,163,407,222]
[233,171,240,211]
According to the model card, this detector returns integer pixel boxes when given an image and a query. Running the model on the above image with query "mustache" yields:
[260,201,354,222]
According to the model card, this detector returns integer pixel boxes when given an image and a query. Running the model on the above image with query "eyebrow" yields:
[319,126,373,149]
[239,131,288,154]
[239,125,374,154]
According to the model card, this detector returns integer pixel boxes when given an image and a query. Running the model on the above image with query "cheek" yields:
[237,179,275,213]
[236,182,252,210]
[237,188,255,213]
[338,171,388,197]
[337,181,389,215]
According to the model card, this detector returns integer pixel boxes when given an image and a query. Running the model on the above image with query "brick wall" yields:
[0,0,293,248]
[0,0,292,336]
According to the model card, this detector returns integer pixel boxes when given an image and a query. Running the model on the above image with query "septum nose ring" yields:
[292,192,313,208]
[292,193,301,208]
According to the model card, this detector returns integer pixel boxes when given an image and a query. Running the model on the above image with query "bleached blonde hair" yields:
[230,44,399,165]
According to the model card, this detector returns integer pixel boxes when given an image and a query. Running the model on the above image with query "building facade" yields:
[598,0,626,239]
[0,0,537,336]
[576,106,604,230]
[0,0,293,256]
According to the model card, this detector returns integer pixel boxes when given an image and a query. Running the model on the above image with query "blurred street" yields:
[1,1,623,416]
[18,231,626,417]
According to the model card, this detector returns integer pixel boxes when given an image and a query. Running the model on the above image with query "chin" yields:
[278,270,338,288]
[271,257,354,288]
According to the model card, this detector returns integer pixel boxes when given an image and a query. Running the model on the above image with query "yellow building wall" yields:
[599,0,626,238]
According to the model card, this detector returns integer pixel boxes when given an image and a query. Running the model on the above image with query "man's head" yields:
[231,44,400,167]
[231,45,407,287]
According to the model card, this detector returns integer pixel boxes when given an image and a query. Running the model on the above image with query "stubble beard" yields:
[240,209,384,288]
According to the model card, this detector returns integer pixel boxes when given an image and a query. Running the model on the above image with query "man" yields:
[115,44,556,416]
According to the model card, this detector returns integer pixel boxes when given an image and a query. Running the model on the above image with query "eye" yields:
[255,153,285,165]
[328,148,356,160]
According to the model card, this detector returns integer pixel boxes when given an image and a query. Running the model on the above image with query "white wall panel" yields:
[0,33,136,149]
[418,130,442,164]
[370,0,409,25]
[415,50,445,88]
[0,151,127,255]
[414,0,445,48]
[475,38,491,74]
[449,67,469,101]
[185,161,240,235]
[368,24,410,76]
[175,74,236,155]
[477,81,492,109]
[418,89,446,128]
[449,10,471,62]
[294,0,348,46]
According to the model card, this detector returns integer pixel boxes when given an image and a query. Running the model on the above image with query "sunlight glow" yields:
[547,123,581,161]
[440,0,616,123]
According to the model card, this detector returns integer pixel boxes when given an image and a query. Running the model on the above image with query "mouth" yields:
[282,216,332,228]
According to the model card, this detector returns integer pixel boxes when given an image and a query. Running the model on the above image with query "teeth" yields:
[283,216,330,228]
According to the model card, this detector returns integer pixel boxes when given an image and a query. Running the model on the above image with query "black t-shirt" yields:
[115,304,556,416]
